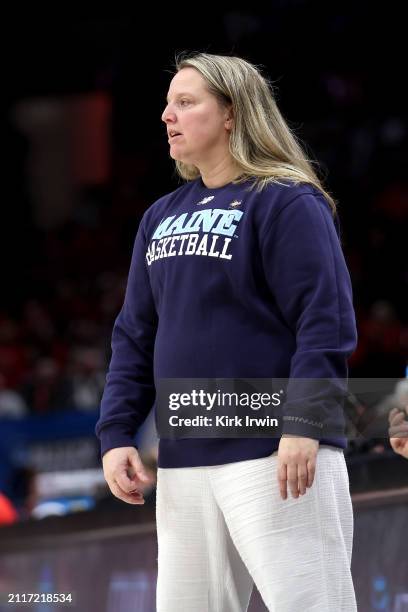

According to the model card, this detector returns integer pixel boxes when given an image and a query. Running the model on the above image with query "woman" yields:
[96,52,358,611]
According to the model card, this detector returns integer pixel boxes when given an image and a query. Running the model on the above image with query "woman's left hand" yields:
[277,434,319,500]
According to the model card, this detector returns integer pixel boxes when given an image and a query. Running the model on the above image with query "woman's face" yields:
[161,67,233,168]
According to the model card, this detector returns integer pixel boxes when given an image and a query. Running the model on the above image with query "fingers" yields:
[114,464,152,503]
[116,465,151,493]
[101,447,152,505]
[278,459,316,499]
[390,410,407,425]
[287,463,299,498]
[388,407,408,458]
[389,425,408,438]
[128,458,152,484]
[278,463,287,500]
[306,459,316,489]
[116,469,140,494]
[110,480,145,505]
[388,410,408,454]
[390,437,408,459]
[389,412,408,438]
[389,405,408,424]
[390,437,405,451]
[297,463,308,496]
[389,408,403,425]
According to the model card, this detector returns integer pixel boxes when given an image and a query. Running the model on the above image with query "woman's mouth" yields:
[169,132,183,142]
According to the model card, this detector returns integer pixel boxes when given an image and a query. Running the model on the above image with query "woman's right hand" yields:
[102,446,153,505]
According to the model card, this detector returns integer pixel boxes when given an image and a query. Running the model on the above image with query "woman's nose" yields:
[161,105,175,123]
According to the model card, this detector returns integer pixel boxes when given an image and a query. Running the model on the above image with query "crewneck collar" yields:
[195,175,252,193]
[197,176,236,191]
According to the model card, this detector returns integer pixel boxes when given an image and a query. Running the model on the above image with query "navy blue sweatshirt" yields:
[95,176,358,467]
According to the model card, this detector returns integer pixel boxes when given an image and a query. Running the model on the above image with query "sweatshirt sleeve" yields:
[95,214,158,458]
[260,190,358,439]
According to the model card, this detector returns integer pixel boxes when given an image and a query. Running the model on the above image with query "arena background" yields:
[1,6,407,611]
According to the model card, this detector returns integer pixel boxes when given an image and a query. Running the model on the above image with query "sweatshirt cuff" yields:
[281,402,346,440]
[281,418,323,440]
[98,423,138,459]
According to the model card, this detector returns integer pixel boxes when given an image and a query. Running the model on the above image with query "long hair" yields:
[170,51,337,215]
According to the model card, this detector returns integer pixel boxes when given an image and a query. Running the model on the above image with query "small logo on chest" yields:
[196,196,215,205]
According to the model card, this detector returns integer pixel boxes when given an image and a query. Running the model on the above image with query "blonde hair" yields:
[170,51,337,215]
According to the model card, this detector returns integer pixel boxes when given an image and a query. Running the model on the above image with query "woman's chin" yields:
[170,151,189,163]
[169,148,181,160]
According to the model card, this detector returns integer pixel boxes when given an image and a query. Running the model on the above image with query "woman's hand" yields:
[102,447,153,505]
[277,435,319,500]
[388,405,408,459]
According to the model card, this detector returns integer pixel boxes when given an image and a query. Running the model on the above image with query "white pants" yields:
[156,446,357,612]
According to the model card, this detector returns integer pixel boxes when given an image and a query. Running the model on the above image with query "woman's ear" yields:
[225,114,234,131]
[224,104,234,131]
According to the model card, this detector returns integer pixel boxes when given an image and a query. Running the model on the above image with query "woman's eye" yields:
[179,100,190,106]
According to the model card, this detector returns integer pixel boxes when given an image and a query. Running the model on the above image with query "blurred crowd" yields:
[1,12,407,450]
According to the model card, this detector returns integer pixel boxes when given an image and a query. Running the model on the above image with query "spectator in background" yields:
[68,346,106,411]
[388,381,408,459]
[350,379,408,455]
[22,299,56,351]
[354,300,405,376]
[0,317,27,388]
[0,373,28,418]
[20,356,71,413]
